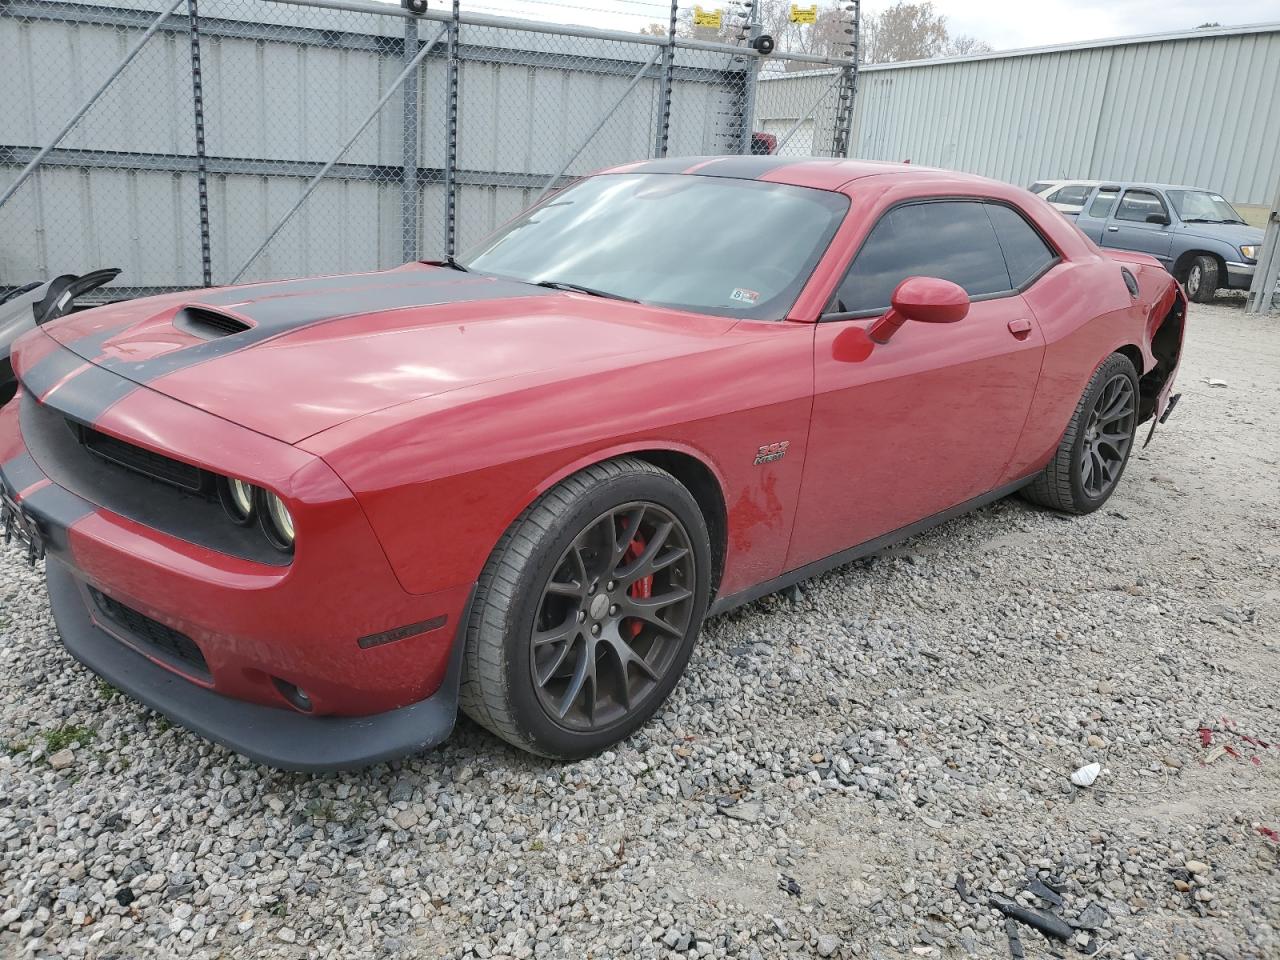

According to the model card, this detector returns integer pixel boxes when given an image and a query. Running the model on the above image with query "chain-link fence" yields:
[0,0,855,300]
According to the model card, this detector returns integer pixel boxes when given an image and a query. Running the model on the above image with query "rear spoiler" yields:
[1,267,121,407]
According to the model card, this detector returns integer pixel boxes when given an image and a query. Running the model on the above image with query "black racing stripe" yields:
[18,342,86,399]
[41,363,139,425]
[620,157,715,175]
[95,272,554,383]
[1,451,44,496]
[58,324,134,362]
[689,156,813,179]
[20,482,94,555]
[197,272,412,306]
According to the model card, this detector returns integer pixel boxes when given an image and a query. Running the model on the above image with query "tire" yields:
[459,457,711,758]
[1021,353,1140,515]
[1184,255,1219,304]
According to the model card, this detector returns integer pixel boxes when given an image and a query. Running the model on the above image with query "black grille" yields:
[74,423,206,493]
[174,306,252,339]
[89,587,210,678]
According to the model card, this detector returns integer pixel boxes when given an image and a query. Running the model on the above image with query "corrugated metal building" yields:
[757,22,1280,223]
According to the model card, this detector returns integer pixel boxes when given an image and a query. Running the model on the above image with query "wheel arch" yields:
[523,442,729,599]
[1172,248,1227,284]
[1114,343,1144,378]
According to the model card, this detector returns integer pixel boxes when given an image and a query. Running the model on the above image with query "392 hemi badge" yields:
[753,441,790,465]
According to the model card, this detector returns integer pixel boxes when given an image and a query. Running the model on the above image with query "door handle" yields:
[1106,226,1119,232]
[1007,318,1033,340]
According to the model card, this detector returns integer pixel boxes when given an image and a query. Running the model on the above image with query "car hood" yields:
[1178,221,1264,248]
[40,266,739,443]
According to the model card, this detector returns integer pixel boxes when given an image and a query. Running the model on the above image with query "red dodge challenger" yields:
[0,158,1185,770]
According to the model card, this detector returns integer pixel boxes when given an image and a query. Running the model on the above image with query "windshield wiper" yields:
[533,280,639,303]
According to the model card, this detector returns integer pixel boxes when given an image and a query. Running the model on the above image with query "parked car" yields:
[0,159,1185,770]
[1072,182,1263,303]
[1028,179,1103,215]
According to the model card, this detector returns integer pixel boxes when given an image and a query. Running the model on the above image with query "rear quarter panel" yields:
[1002,250,1174,482]
[302,321,817,599]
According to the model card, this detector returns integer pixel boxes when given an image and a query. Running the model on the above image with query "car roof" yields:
[602,156,1015,192]
[1091,181,1208,192]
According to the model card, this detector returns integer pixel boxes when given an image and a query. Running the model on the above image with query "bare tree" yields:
[862,2,990,63]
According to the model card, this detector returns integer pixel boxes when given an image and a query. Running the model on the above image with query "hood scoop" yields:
[173,305,252,340]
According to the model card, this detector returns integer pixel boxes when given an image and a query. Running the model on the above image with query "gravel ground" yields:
[2,298,1278,960]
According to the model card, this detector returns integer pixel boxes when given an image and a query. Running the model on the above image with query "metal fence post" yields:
[0,0,186,212]
[186,0,212,287]
[443,0,460,258]
[653,0,678,158]
[738,0,761,154]
[401,15,421,264]
[830,2,860,158]
[1245,172,1280,314]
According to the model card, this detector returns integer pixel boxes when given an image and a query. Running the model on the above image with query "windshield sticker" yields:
[730,288,761,305]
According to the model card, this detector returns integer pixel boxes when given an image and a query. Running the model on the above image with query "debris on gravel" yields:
[2,300,1278,958]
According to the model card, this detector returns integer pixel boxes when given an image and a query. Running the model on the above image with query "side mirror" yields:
[1145,212,1170,225]
[867,276,969,344]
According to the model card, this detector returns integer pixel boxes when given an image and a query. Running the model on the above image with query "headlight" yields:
[261,491,295,551]
[1240,245,1258,261]
[220,477,258,524]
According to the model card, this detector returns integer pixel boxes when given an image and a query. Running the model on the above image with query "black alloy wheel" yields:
[1021,352,1140,515]
[459,457,711,758]
[530,502,695,731]
[1079,373,1136,500]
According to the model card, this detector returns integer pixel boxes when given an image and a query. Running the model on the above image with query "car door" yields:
[1102,188,1175,265]
[786,199,1051,570]
[1073,186,1119,243]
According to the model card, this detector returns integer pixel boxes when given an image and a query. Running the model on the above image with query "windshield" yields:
[459,173,849,320]
[1167,190,1245,224]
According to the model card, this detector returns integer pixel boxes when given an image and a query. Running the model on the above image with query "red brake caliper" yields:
[621,532,652,638]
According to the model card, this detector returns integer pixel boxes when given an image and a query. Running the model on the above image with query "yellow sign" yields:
[789,3,817,23]
[693,6,723,29]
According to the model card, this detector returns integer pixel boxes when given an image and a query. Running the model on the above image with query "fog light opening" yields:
[272,677,313,713]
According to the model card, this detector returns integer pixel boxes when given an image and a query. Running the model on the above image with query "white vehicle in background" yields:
[1028,179,1103,216]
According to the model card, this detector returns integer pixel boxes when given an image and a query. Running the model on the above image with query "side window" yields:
[1088,189,1120,218]
[1047,185,1090,206]
[1115,190,1168,223]
[985,203,1058,288]
[829,200,1012,315]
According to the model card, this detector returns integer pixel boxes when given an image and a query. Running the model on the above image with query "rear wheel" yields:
[1184,255,1218,304]
[1022,353,1139,515]
[460,458,710,758]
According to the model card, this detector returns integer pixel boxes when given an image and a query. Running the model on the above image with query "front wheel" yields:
[459,458,711,758]
[1022,353,1139,515]
[1184,255,1219,304]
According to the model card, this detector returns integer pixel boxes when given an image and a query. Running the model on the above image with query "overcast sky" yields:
[458,0,1278,50]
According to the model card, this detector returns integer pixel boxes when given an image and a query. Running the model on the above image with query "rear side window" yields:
[985,203,1057,288]
[1028,181,1053,193]
[829,200,1011,315]
[1088,189,1119,218]
[1047,184,1091,206]
[1115,190,1168,223]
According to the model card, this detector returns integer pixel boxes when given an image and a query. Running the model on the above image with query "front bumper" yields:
[47,558,471,771]
[1,335,475,770]
[1225,261,1255,290]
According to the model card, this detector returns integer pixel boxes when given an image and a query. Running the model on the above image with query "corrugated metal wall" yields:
[758,23,1280,207]
[0,0,749,292]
